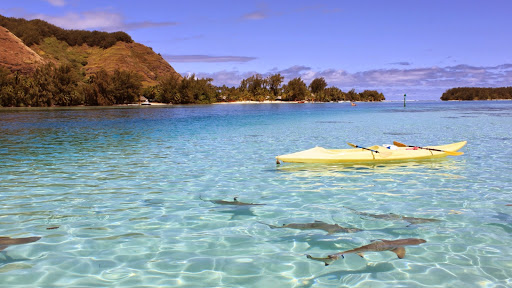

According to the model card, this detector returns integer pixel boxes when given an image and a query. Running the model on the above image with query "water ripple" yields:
[0,102,511,287]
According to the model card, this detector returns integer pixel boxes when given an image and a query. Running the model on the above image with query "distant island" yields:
[441,87,512,101]
[0,15,384,107]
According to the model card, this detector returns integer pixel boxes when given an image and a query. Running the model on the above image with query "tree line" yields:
[0,63,219,107]
[0,64,142,107]
[232,74,384,102]
[441,87,512,101]
[0,15,132,48]
[0,64,385,107]
[146,73,384,104]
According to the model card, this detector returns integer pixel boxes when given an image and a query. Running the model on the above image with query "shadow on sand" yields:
[299,262,395,287]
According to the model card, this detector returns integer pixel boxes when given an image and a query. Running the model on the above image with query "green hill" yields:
[0,14,181,86]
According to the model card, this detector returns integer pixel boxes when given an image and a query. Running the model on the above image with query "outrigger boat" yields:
[275,141,466,164]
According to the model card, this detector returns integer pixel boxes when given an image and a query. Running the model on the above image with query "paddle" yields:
[347,142,392,157]
[393,141,464,156]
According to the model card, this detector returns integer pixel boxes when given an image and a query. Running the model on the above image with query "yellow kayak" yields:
[276,141,467,164]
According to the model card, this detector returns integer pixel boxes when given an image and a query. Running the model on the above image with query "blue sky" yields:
[2,0,512,100]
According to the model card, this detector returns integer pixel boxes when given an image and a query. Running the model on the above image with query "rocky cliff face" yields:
[0,26,45,73]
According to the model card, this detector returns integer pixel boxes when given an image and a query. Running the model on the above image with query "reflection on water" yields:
[277,158,462,173]
[276,158,465,184]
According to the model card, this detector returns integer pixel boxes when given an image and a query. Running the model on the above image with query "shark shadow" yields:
[343,206,441,225]
[259,221,362,235]
[486,212,512,233]
[217,206,260,220]
[299,262,395,288]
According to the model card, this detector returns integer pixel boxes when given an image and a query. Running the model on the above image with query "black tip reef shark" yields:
[260,220,363,234]
[306,238,427,266]
[200,196,265,206]
[344,207,440,225]
[0,236,41,251]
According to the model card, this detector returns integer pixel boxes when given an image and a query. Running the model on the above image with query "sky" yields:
[2,0,512,100]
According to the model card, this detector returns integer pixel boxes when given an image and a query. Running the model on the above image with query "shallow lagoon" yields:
[0,101,511,287]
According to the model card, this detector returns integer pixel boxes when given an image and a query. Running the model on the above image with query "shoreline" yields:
[214,100,307,104]
[2,99,511,109]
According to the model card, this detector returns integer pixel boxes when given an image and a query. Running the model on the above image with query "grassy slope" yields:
[32,37,87,68]
[32,37,181,87]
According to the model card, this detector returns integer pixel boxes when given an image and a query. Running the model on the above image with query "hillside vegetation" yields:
[0,15,132,48]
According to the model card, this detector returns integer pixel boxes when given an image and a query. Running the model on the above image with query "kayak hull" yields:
[276,141,467,164]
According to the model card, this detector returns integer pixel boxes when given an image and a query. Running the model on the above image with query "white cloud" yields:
[186,64,512,100]
[34,11,123,30]
[242,11,267,20]
[31,11,177,31]
[241,3,269,21]
[164,55,256,63]
[45,0,66,7]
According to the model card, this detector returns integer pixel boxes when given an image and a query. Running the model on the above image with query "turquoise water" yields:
[0,101,511,287]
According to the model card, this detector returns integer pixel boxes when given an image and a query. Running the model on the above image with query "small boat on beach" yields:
[276,141,466,164]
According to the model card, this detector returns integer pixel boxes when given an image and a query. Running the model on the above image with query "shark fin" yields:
[392,247,406,259]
